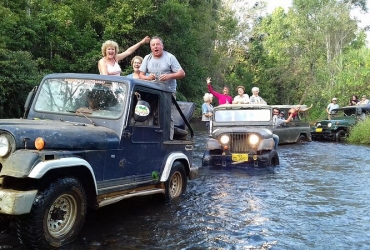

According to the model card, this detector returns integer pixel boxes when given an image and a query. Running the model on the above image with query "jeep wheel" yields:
[298,135,308,142]
[260,150,279,167]
[16,177,87,249]
[335,130,346,141]
[165,161,187,200]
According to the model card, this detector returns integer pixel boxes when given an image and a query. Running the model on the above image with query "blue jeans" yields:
[273,134,279,150]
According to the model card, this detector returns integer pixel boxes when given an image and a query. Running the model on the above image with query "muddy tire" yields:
[298,135,308,142]
[335,130,346,141]
[260,150,279,167]
[16,177,87,249]
[165,161,187,201]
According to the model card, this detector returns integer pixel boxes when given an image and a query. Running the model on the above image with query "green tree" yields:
[0,49,40,118]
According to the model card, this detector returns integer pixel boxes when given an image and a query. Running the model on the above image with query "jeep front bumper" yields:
[209,153,270,167]
[0,189,37,215]
[311,130,336,140]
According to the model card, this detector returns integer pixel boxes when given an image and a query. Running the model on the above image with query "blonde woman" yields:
[202,93,214,124]
[98,36,150,76]
[126,56,144,78]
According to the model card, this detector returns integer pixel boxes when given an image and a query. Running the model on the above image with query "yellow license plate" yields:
[232,154,248,162]
[316,128,323,132]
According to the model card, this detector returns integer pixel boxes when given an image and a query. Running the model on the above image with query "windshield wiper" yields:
[75,110,97,126]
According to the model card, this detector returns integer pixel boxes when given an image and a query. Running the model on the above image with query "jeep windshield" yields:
[332,108,356,117]
[34,78,127,118]
[214,109,271,122]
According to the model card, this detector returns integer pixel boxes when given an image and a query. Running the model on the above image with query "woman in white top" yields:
[98,36,150,76]
[232,86,249,104]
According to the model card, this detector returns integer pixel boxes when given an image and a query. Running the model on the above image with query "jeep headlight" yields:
[327,122,332,128]
[0,135,10,157]
[220,135,230,144]
[316,122,321,127]
[249,134,260,145]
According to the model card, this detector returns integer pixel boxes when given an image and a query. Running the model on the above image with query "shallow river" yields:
[1,127,370,249]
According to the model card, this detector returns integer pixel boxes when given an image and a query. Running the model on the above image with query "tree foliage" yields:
[0,0,236,117]
[0,0,369,123]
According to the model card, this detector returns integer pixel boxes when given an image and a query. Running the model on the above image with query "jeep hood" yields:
[212,127,273,138]
[317,116,356,125]
[0,119,120,150]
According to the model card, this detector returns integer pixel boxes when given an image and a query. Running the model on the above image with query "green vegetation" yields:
[0,0,369,144]
[347,118,370,144]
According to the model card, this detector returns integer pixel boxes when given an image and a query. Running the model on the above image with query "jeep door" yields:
[103,88,163,181]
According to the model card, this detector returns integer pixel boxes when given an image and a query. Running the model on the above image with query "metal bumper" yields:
[311,131,335,140]
[210,154,269,167]
[0,189,37,215]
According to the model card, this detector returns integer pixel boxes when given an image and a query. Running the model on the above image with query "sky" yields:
[265,0,370,44]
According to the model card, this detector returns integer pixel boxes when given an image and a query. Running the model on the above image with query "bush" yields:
[347,117,370,144]
[0,49,40,118]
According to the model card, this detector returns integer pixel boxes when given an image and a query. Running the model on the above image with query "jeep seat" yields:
[171,101,195,139]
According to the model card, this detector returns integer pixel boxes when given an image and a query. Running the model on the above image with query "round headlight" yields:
[327,123,332,128]
[220,135,230,144]
[316,123,321,127]
[249,134,260,145]
[0,135,10,157]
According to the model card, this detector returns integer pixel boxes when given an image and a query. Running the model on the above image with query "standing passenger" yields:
[348,95,359,106]
[98,36,150,76]
[202,93,214,127]
[326,98,339,120]
[139,36,185,94]
[357,95,369,105]
[126,56,144,78]
[249,87,267,104]
[205,77,232,105]
[232,86,249,104]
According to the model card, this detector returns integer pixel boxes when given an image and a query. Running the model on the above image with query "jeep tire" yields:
[16,177,87,249]
[165,161,187,200]
[260,150,279,167]
[335,130,346,141]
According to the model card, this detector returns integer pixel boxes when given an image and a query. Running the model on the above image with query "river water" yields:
[1,127,370,249]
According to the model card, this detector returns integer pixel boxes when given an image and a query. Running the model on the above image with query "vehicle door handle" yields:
[155,129,163,133]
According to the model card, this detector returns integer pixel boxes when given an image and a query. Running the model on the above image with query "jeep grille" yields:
[226,133,250,153]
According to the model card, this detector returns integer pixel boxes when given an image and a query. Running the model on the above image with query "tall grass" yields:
[347,117,370,144]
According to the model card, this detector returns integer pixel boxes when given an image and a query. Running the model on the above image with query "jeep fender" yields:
[29,157,98,194]
[160,152,190,182]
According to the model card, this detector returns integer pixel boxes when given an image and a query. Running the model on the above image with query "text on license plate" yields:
[232,154,248,162]
[316,128,323,132]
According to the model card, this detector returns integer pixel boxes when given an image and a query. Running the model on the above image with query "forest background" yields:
[0,0,369,121]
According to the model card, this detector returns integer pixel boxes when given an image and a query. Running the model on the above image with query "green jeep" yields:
[311,105,370,141]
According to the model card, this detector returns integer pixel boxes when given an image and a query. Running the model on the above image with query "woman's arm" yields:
[115,36,150,61]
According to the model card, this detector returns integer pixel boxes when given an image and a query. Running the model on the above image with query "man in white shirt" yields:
[326,98,340,120]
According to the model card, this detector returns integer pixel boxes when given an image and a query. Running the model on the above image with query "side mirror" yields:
[134,93,151,122]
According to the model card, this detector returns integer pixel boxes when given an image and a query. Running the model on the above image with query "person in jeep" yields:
[272,108,299,148]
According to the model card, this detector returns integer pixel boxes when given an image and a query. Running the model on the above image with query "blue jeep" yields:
[0,73,197,248]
